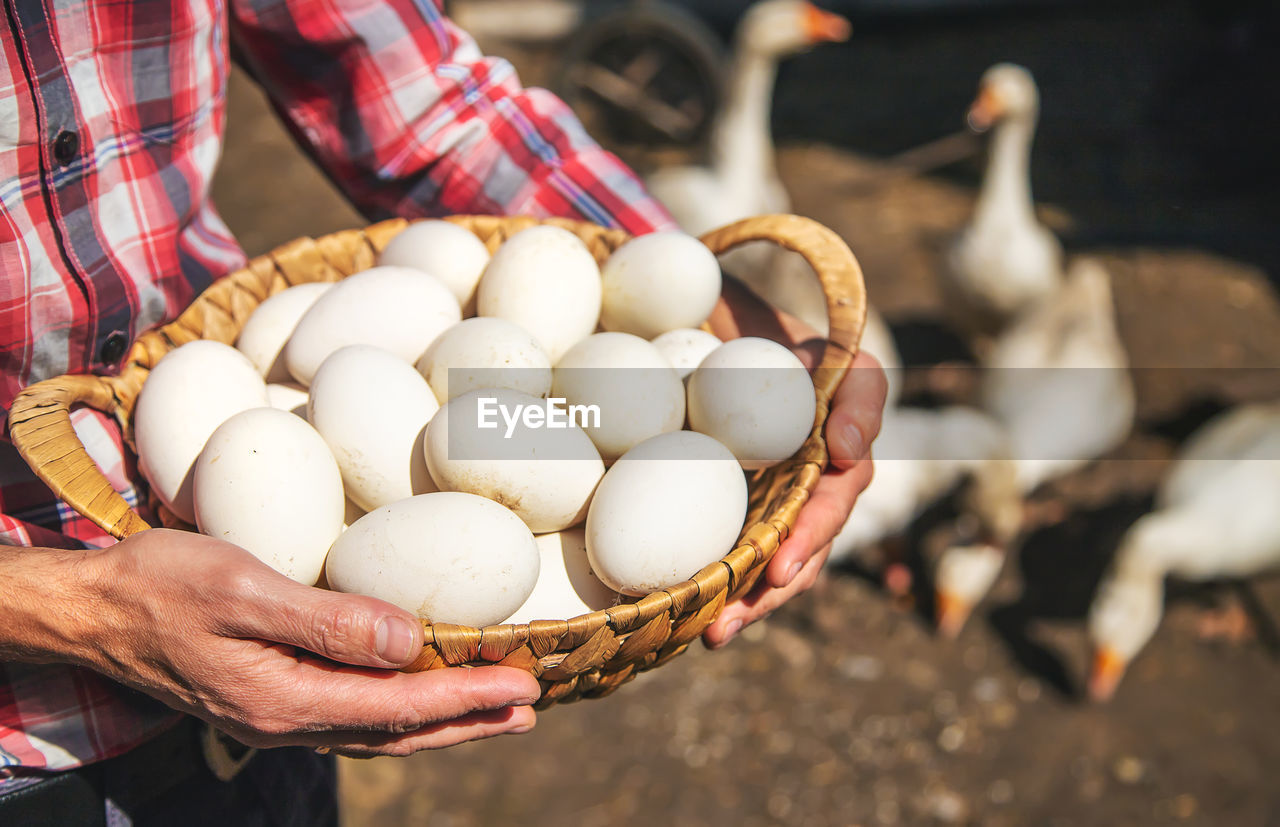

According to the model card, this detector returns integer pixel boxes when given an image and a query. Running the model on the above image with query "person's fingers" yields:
[826,350,888,470]
[214,563,426,668]
[763,450,874,589]
[293,661,542,733]
[699,393,877,650]
[790,338,826,371]
[220,641,542,736]
[320,706,537,758]
[702,543,832,649]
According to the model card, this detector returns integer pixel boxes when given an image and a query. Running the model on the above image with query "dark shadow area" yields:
[1141,394,1232,443]
[888,317,975,368]
[986,493,1154,697]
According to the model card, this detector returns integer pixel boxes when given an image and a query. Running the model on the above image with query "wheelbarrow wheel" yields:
[552,2,725,149]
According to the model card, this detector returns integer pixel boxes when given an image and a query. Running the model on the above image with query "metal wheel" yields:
[553,2,726,148]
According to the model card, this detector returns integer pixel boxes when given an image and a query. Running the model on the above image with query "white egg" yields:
[134,340,270,524]
[265,382,309,418]
[586,431,747,596]
[416,317,552,404]
[503,529,619,624]
[475,226,601,362]
[686,337,816,470]
[377,220,491,313]
[600,232,722,338]
[424,388,604,533]
[236,283,331,383]
[193,407,343,585]
[551,332,685,461]
[327,492,540,627]
[284,266,461,386]
[307,345,439,511]
[651,328,723,380]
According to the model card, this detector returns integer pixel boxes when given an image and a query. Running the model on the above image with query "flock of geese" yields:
[638,0,1280,701]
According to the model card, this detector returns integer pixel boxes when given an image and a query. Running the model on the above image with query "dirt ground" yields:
[211,10,1280,822]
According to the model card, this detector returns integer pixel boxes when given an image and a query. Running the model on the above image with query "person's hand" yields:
[702,278,887,648]
[53,530,541,757]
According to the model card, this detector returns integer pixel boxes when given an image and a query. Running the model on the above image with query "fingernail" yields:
[842,422,864,460]
[784,561,802,586]
[506,723,534,735]
[375,616,417,663]
[721,619,743,645]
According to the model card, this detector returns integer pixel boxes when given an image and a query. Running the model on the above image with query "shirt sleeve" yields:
[227,0,678,236]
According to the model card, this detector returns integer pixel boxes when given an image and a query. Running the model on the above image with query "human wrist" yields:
[709,275,820,347]
[0,543,117,668]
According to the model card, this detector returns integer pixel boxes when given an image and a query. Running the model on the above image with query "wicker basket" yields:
[8,213,866,708]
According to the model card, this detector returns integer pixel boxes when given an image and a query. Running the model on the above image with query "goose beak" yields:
[935,589,973,639]
[1087,646,1128,703]
[803,4,851,44]
[966,86,1004,133]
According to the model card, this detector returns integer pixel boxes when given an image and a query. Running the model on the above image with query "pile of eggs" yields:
[134,221,817,627]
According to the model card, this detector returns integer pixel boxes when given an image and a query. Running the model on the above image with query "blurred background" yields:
[213,0,1280,823]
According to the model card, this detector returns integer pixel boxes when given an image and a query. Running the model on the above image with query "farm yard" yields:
[212,2,1280,823]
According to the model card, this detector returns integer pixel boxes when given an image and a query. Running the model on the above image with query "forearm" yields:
[0,544,107,668]
[230,0,675,234]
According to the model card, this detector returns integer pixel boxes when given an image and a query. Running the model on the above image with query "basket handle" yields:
[7,374,153,539]
[699,214,868,402]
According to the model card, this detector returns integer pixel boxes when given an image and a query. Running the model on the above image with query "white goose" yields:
[944,63,1063,339]
[828,404,1023,604]
[1087,403,1280,701]
[981,257,1135,493]
[644,0,849,333]
[931,258,1134,636]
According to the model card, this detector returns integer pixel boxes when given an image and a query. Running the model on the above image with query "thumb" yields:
[826,350,887,470]
[224,571,425,668]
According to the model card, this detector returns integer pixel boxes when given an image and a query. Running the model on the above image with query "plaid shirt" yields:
[0,0,673,776]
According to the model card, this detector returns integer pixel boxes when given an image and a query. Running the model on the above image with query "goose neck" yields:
[711,50,778,183]
[1115,509,1209,579]
[974,115,1038,229]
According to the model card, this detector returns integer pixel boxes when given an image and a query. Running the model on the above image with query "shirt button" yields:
[100,331,129,365]
[53,130,79,166]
